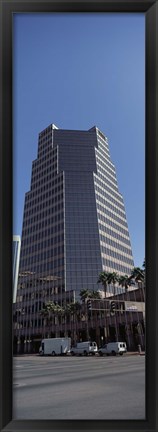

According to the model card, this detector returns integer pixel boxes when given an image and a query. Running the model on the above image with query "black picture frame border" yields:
[0,1,158,431]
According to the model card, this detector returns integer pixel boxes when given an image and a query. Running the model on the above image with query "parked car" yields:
[70,341,98,356]
[98,341,127,356]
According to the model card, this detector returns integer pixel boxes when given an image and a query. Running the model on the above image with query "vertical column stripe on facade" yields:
[13,235,21,303]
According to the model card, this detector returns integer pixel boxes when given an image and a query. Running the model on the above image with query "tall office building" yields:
[13,235,21,303]
[14,124,134,350]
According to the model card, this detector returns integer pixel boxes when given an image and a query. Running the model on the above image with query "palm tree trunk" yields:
[114,313,119,341]
[86,310,90,340]
[113,283,119,341]
[94,310,100,346]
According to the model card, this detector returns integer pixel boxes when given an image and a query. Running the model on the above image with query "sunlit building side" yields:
[13,235,21,303]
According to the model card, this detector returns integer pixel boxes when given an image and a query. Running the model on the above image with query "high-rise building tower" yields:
[14,124,134,351]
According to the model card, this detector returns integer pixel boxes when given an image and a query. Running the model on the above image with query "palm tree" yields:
[91,290,102,299]
[97,272,110,298]
[106,272,119,342]
[40,301,57,338]
[65,301,81,323]
[129,267,145,287]
[142,259,145,287]
[80,289,91,303]
[63,301,81,342]
[118,274,130,293]
[40,301,64,337]
[71,301,81,317]
[106,272,119,296]
[70,301,81,342]
[89,290,102,346]
[54,302,65,330]
[129,266,145,346]
[79,289,93,340]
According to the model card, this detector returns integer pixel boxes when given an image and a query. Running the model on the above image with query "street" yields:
[13,354,145,420]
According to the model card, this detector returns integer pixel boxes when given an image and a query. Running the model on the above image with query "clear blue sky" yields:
[13,12,145,268]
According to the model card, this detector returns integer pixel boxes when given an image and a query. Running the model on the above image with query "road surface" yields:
[13,354,145,420]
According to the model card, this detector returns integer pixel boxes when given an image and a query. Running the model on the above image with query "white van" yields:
[98,342,127,356]
[39,337,71,356]
[70,341,98,356]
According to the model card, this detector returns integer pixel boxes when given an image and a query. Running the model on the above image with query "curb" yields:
[126,352,145,356]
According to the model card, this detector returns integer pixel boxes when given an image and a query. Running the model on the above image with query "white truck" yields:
[39,337,71,356]
[98,341,127,356]
[70,341,98,356]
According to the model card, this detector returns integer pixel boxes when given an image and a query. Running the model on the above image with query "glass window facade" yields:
[14,124,134,341]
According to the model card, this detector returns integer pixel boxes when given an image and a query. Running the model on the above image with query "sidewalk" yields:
[126,351,145,356]
[13,351,145,357]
